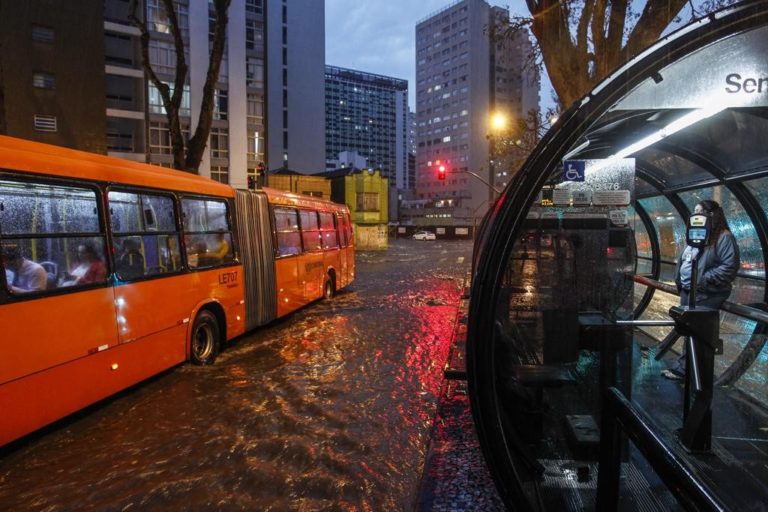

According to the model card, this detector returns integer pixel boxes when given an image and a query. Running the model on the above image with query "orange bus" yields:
[0,135,354,447]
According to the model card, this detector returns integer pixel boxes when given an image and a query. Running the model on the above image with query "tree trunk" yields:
[524,0,690,109]
[130,0,231,173]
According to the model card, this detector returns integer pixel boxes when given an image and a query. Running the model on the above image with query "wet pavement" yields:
[0,238,473,511]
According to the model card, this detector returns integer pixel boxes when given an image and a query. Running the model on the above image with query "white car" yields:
[412,230,436,241]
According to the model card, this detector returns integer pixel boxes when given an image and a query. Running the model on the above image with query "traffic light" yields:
[437,164,447,180]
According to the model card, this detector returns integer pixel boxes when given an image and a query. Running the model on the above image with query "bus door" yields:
[0,179,118,398]
[299,209,324,301]
[273,207,302,316]
[108,190,187,362]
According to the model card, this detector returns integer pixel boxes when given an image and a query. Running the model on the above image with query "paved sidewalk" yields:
[414,294,505,511]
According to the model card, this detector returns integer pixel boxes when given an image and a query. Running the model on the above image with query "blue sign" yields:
[563,160,586,182]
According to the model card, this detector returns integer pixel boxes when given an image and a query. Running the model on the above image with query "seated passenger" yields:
[2,245,47,294]
[116,238,145,280]
[186,239,207,268]
[62,243,107,286]
[209,233,231,261]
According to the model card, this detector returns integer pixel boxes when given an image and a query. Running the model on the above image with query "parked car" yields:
[413,230,436,241]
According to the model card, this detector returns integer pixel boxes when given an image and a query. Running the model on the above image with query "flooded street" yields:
[0,239,472,511]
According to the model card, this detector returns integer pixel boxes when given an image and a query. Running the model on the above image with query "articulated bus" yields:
[0,135,355,447]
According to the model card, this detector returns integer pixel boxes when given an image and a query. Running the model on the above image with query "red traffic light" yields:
[437,164,446,180]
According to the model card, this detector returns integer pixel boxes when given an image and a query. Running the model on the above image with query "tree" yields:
[500,0,732,109]
[129,0,231,172]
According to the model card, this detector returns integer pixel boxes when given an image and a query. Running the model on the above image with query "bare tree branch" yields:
[186,0,231,170]
[130,0,231,172]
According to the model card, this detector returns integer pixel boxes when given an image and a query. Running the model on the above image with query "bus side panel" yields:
[300,251,325,302]
[2,289,118,386]
[0,324,187,446]
[344,246,355,288]
[274,257,301,317]
[114,269,246,348]
[323,248,342,289]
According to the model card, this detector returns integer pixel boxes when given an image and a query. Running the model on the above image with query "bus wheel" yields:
[323,278,335,300]
[190,310,220,365]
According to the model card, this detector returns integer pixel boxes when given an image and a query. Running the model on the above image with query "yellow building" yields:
[327,168,389,250]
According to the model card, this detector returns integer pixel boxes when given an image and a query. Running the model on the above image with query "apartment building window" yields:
[149,121,173,154]
[33,115,57,132]
[107,132,135,152]
[245,19,263,50]
[148,82,190,117]
[247,130,263,161]
[210,127,229,158]
[210,165,229,184]
[147,0,189,36]
[247,93,264,124]
[245,0,263,15]
[246,57,264,88]
[149,40,179,76]
[32,72,55,89]
[213,89,228,121]
[31,25,54,43]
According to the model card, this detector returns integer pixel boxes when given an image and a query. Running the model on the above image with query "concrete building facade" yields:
[0,1,107,153]
[267,0,325,174]
[414,0,539,224]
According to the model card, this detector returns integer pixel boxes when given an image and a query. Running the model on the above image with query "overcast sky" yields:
[324,0,531,110]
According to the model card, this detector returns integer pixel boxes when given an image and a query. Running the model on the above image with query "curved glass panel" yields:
[678,186,765,278]
[637,196,686,262]
[636,146,715,189]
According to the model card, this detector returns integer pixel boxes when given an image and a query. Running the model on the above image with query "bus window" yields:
[181,197,234,269]
[274,207,301,257]
[319,211,338,249]
[0,179,105,294]
[109,190,181,279]
[300,209,321,252]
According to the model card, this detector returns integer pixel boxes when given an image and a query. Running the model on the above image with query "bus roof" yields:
[261,187,349,213]
[0,135,234,197]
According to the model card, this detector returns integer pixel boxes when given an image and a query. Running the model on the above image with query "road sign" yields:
[563,160,585,182]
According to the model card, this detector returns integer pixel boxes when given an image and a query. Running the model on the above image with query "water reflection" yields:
[0,239,471,511]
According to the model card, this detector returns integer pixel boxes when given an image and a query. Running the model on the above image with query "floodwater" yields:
[0,238,472,511]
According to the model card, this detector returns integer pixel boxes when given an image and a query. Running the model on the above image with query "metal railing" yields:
[630,274,768,386]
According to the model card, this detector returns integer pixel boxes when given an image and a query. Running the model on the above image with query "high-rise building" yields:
[1,0,326,187]
[267,0,325,174]
[414,0,539,223]
[324,65,408,183]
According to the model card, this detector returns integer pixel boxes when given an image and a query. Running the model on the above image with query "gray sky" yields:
[325,0,531,110]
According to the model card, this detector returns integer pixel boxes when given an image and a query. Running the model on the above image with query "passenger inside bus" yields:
[61,243,107,286]
[186,239,207,269]
[115,238,145,280]
[2,244,47,294]
[209,233,231,261]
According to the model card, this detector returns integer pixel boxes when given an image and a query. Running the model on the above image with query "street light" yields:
[490,112,508,132]
[488,111,508,204]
